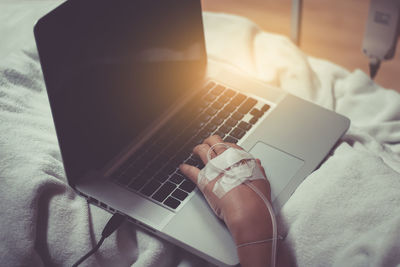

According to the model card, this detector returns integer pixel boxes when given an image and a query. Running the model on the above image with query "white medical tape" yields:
[197,146,266,198]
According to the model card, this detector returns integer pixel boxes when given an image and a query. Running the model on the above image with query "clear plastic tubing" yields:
[206,143,278,267]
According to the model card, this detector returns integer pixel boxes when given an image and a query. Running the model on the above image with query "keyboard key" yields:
[206,107,218,116]
[115,167,126,176]
[203,93,215,103]
[177,150,191,162]
[195,105,207,114]
[191,136,204,146]
[160,130,174,141]
[204,81,216,91]
[214,130,225,139]
[211,117,224,126]
[176,169,185,177]
[171,154,187,166]
[199,129,212,139]
[231,93,246,106]
[179,180,196,192]
[179,127,196,141]
[199,113,211,122]
[141,179,162,196]
[238,121,252,131]
[249,116,259,125]
[146,143,164,155]
[217,95,230,104]
[162,164,177,175]
[219,124,232,134]
[238,98,257,114]
[155,153,170,163]
[114,167,128,178]
[134,146,148,157]
[199,99,210,107]
[116,174,133,186]
[164,139,183,154]
[133,156,148,168]
[224,135,239,144]
[210,85,225,95]
[149,159,166,170]
[169,174,185,184]
[128,176,148,191]
[232,111,244,120]
[223,88,236,98]
[142,168,157,178]
[231,127,246,139]
[217,109,230,120]
[192,120,206,131]
[185,155,203,169]
[164,197,181,209]
[117,158,134,173]
[169,155,185,166]
[172,189,189,201]
[225,118,238,127]
[185,158,197,166]
[140,152,154,162]
[129,159,146,171]
[123,164,141,177]
[223,103,236,113]
[182,142,195,154]
[195,159,205,169]
[261,104,270,112]
[250,108,263,118]
[152,182,177,202]
[154,171,170,182]
[206,123,218,132]
[212,101,224,109]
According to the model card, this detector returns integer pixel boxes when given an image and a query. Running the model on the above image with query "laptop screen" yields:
[35,0,207,184]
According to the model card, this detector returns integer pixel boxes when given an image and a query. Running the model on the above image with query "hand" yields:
[179,135,273,245]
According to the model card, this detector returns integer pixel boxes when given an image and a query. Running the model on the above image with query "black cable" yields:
[369,59,381,80]
[72,236,105,267]
[72,213,126,267]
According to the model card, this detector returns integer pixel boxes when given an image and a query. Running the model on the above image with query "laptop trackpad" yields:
[249,142,304,201]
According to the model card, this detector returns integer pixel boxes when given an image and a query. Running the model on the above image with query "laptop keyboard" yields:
[112,81,271,210]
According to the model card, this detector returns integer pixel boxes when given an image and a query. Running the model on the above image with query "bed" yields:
[1,1,400,266]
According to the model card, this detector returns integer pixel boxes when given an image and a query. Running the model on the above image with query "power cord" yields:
[72,213,126,267]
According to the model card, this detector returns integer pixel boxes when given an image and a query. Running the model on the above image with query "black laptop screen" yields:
[35,0,207,184]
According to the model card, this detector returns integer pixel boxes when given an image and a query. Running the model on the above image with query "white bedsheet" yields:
[1,3,400,267]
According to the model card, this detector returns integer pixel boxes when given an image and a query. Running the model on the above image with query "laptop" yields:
[34,0,350,265]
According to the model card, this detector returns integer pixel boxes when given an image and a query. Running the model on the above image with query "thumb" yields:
[179,163,200,184]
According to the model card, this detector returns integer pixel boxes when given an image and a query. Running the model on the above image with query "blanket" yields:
[1,5,400,267]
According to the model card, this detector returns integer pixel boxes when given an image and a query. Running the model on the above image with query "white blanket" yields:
[1,4,400,267]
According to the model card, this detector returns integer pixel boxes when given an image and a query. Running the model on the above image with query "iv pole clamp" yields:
[362,0,400,79]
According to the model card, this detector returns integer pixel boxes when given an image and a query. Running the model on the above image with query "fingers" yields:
[203,135,227,155]
[225,142,244,151]
[193,143,216,164]
[179,163,200,184]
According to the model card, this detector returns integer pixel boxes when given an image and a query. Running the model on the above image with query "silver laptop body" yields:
[34,0,350,266]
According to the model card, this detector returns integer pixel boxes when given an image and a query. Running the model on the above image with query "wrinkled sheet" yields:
[1,3,400,267]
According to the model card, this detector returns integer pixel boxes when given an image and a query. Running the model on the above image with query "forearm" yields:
[236,240,293,267]
[237,242,272,267]
[223,187,291,267]
[226,206,274,267]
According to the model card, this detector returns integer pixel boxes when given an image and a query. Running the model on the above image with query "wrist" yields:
[225,207,273,245]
